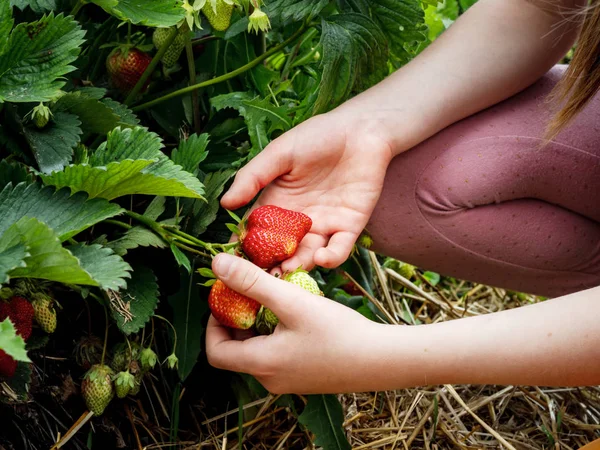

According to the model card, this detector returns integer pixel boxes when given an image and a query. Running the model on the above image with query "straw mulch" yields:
[191,253,600,449]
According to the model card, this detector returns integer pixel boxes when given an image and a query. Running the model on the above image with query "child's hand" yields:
[205,253,392,394]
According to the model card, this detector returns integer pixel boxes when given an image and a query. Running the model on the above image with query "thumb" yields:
[211,253,304,322]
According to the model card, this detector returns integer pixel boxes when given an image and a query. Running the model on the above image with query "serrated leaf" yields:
[188,170,234,235]
[265,0,329,24]
[0,217,130,288]
[169,267,208,381]
[112,265,159,335]
[67,243,131,291]
[0,244,28,285]
[0,1,13,57]
[0,318,30,362]
[23,112,82,174]
[298,395,351,450]
[101,98,141,127]
[94,0,186,27]
[171,134,209,175]
[0,182,124,241]
[52,92,122,135]
[143,196,166,221]
[170,243,191,273]
[0,160,35,186]
[42,127,205,200]
[211,92,291,157]
[10,0,57,13]
[315,13,387,113]
[0,13,86,103]
[107,226,167,256]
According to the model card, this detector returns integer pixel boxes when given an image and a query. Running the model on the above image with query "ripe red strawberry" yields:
[208,280,260,330]
[0,350,17,379]
[106,47,153,94]
[240,205,312,269]
[0,296,35,341]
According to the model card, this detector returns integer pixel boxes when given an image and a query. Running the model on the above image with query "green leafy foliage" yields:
[171,133,209,175]
[0,2,13,57]
[0,160,34,186]
[10,0,56,13]
[41,127,205,200]
[185,170,234,235]
[0,13,85,103]
[0,244,28,285]
[110,265,159,334]
[23,112,82,174]
[265,0,330,24]
[92,0,186,27]
[107,226,167,256]
[0,318,30,362]
[298,395,351,450]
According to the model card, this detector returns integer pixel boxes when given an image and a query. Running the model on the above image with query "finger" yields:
[314,231,358,268]
[211,253,307,322]
[280,233,328,273]
[206,317,264,373]
[221,139,293,210]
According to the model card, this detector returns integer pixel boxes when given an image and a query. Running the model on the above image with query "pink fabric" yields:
[368,65,600,297]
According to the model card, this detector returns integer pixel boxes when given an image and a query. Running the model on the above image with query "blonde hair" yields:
[546,0,600,139]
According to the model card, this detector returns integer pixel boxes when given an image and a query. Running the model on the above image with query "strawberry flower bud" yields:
[139,347,158,371]
[248,8,271,34]
[164,353,179,369]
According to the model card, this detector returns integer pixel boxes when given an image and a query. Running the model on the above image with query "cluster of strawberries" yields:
[0,293,58,379]
[208,205,322,334]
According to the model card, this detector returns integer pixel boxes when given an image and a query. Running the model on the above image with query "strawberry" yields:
[383,258,416,280]
[255,269,322,335]
[0,349,17,379]
[240,205,312,269]
[25,103,53,129]
[139,347,157,371]
[0,296,35,341]
[338,271,363,296]
[81,364,114,416]
[113,370,135,399]
[110,341,141,372]
[202,0,234,31]
[208,279,261,330]
[31,293,57,334]
[106,47,153,94]
[152,27,186,68]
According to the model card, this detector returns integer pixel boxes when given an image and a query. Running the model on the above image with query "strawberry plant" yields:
[0,0,460,448]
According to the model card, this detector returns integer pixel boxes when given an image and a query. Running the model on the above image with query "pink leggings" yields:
[367,65,600,298]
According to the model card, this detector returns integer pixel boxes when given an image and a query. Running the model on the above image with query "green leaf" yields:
[298,395,351,450]
[23,112,82,174]
[101,98,141,127]
[110,265,159,335]
[211,92,291,157]
[170,243,191,273]
[0,13,86,103]
[265,0,329,24]
[0,160,35,186]
[52,91,123,135]
[41,127,205,201]
[188,170,235,235]
[143,196,166,221]
[0,182,123,241]
[67,243,132,291]
[0,244,28,285]
[0,1,13,57]
[315,14,387,113]
[169,268,208,381]
[458,0,477,11]
[10,0,56,13]
[171,134,209,175]
[0,318,30,362]
[94,0,186,27]
[0,217,131,288]
[107,226,167,256]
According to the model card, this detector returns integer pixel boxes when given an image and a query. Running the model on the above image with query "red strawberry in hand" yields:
[0,296,35,341]
[106,47,153,94]
[208,280,261,330]
[0,350,17,379]
[240,205,312,269]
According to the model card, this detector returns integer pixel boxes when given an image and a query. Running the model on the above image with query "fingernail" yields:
[213,253,233,278]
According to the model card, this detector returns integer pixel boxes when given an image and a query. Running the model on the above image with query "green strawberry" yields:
[110,341,141,372]
[255,269,322,335]
[113,370,135,399]
[128,360,143,396]
[31,293,57,333]
[139,347,157,371]
[81,364,114,416]
[383,258,416,280]
[202,0,234,31]
[152,27,186,68]
[26,103,53,129]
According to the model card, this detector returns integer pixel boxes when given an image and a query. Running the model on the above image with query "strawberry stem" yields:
[183,24,201,134]
[124,26,180,106]
[153,315,178,355]
[101,305,108,366]
[70,0,86,17]
[131,24,309,112]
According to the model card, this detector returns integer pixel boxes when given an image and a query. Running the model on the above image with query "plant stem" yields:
[132,24,309,112]
[103,219,133,230]
[184,25,202,134]
[70,0,86,17]
[125,211,172,241]
[154,315,178,354]
[101,305,108,366]
[124,26,180,106]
